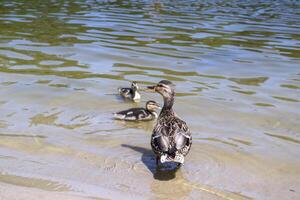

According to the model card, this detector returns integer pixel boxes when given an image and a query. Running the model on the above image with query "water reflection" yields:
[1,0,299,105]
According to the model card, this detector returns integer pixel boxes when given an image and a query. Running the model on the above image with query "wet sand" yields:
[0,182,103,200]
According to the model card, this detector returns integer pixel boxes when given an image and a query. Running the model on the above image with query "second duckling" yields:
[118,81,141,102]
[114,101,161,121]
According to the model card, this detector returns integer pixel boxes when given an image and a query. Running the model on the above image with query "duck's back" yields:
[119,87,132,98]
[115,108,152,121]
[151,114,192,157]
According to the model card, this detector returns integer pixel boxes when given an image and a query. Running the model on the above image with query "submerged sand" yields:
[0,182,102,200]
[0,73,299,200]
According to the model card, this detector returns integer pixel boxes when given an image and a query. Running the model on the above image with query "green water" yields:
[0,1,300,200]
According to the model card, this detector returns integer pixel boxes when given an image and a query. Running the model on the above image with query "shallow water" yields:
[0,0,300,199]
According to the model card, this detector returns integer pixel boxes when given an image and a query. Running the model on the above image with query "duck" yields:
[114,100,161,121]
[147,80,192,167]
[118,81,141,102]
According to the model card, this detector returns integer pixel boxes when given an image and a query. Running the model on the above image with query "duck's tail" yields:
[117,87,122,94]
[167,146,177,158]
[113,113,125,120]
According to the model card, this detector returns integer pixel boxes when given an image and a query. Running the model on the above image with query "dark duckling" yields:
[118,81,141,102]
[147,80,192,167]
[114,100,160,121]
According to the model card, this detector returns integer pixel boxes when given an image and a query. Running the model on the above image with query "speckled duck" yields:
[148,80,192,167]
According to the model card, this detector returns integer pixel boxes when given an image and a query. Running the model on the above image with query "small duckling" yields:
[118,81,141,102]
[114,101,161,121]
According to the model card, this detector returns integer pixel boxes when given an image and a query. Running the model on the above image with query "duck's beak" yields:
[146,85,156,92]
[155,102,161,109]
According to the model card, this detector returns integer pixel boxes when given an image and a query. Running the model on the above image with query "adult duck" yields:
[148,80,192,167]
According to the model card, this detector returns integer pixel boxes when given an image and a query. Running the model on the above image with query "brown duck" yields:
[148,80,192,167]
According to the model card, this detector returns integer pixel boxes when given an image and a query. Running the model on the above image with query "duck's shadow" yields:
[121,144,180,181]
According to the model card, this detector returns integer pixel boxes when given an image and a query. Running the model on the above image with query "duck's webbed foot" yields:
[176,162,184,169]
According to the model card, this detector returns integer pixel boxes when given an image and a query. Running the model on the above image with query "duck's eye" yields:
[157,84,164,87]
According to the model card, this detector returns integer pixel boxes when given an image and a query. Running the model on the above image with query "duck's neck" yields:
[160,93,175,116]
[133,90,140,99]
[151,111,158,118]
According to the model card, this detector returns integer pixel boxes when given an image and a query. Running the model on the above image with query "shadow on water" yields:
[121,145,252,199]
[121,144,179,181]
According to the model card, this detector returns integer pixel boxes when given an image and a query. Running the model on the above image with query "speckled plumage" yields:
[114,101,159,121]
[149,80,192,166]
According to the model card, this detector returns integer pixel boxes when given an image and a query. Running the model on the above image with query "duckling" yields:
[114,100,161,121]
[147,80,192,167]
[118,81,141,102]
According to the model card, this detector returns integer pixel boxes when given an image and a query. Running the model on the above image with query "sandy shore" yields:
[0,182,103,200]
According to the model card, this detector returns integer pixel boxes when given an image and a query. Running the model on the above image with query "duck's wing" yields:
[151,131,170,153]
[174,118,191,147]
[151,118,172,154]
[173,118,192,156]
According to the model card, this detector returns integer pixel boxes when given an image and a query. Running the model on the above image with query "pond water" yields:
[0,0,300,199]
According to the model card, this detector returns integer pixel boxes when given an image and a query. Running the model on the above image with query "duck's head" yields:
[146,100,161,112]
[131,81,139,91]
[147,80,175,99]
